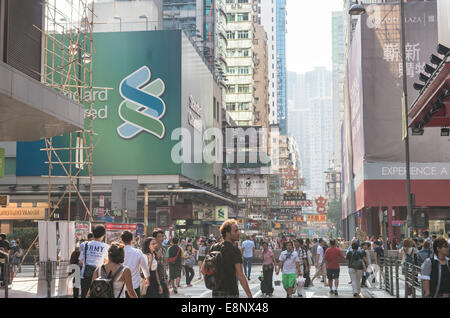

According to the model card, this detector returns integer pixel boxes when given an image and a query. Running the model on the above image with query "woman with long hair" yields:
[88,242,136,298]
[142,237,163,298]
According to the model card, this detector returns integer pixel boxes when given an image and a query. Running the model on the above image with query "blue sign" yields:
[97,217,114,223]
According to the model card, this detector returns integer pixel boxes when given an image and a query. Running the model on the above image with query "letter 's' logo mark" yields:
[117,66,166,140]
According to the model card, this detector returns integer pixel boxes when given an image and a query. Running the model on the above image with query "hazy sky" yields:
[286,0,344,75]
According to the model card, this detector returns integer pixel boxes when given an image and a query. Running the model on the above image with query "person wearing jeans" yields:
[241,236,255,280]
[346,241,367,297]
[184,245,196,287]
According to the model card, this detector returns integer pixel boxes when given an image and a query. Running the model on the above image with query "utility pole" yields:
[344,0,357,241]
[400,0,413,239]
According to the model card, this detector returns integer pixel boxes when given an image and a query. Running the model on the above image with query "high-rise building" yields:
[223,0,255,126]
[260,0,278,127]
[253,23,270,143]
[276,0,287,134]
[162,0,228,74]
[287,67,332,197]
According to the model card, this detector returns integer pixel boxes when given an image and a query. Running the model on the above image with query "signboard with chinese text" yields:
[0,207,45,220]
[307,215,327,223]
[281,200,312,208]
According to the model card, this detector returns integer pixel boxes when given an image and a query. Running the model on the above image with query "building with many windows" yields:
[260,0,279,127]
[224,0,255,126]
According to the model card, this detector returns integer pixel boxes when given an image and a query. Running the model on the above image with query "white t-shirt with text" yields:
[279,250,300,274]
[79,240,109,278]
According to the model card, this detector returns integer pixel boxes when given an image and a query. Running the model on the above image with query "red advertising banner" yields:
[106,223,137,231]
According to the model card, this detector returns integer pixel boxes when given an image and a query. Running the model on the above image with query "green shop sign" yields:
[89,31,182,176]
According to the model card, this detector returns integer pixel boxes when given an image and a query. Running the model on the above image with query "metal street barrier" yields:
[404,261,423,298]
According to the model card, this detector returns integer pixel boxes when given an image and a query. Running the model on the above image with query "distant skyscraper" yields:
[260,0,279,127]
[288,67,332,196]
[276,0,287,135]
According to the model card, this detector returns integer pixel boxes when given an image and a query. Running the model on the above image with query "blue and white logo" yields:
[117,66,166,139]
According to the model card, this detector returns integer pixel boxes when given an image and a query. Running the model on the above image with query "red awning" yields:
[408,62,450,128]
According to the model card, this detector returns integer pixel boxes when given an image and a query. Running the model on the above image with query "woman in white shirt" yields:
[142,237,163,298]
[88,242,136,298]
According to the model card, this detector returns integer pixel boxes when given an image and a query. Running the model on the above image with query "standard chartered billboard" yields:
[16,31,214,183]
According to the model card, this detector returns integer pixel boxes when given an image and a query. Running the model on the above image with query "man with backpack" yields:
[79,225,109,298]
[166,237,183,294]
[201,219,252,298]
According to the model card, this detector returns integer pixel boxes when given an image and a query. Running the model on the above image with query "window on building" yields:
[227,84,236,92]
[226,31,235,39]
[226,103,236,111]
[227,13,235,22]
[227,67,236,75]
[238,66,249,74]
[237,31,249,39]
[238,102,250,111]
[238,84,250,93]
[237,13,249,21]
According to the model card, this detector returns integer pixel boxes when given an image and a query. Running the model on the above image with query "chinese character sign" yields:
[307,215,327,222]
[315,196,328,214]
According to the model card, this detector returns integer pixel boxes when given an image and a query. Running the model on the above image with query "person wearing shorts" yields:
[277,241,301,298]
[311,239,345,296]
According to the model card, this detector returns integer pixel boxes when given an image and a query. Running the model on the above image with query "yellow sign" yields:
[0,207,46,220]
[307,215,327,222]
[215,206,228,221]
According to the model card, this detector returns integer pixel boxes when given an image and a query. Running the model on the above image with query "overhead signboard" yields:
[0,207,45,220]
[283,191,307,201]
[281,200,312,208]
[307,215,327,223]
[228,176,268,198]
[215,206,228,222]
[0,195,9,207]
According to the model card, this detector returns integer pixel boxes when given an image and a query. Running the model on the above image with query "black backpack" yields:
[203,243,225,290]
[89,265,125,298]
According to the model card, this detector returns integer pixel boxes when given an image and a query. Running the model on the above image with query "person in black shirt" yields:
[202,219,252,298]
[0,233,10,286]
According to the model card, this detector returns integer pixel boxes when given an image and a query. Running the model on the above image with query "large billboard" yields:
[438,0,450,49]
[360,2,450,165]
[16,31,215,184]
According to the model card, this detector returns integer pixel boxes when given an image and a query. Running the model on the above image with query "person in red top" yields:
[311,239,345,296]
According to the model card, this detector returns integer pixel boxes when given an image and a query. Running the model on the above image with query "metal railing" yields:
[404,261,423,298]
[2,259,77,298]
[381,256,423,298]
